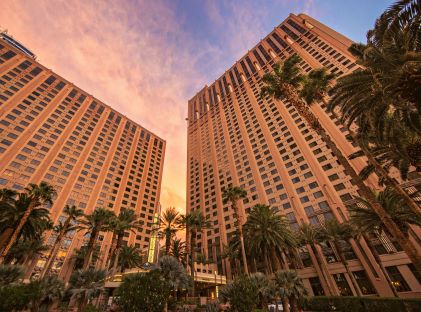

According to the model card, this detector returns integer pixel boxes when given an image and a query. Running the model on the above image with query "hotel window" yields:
[386,266,411,292]
[309,277,325,296]
[353,270,376,294]
[333,273,353,296]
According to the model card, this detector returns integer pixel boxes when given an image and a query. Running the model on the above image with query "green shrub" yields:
[302,296,421,312]
[81,304,103,312]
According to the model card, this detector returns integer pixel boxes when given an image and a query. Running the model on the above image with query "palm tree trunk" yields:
[111,235,123,276]
[165,232,171,255]
[0,228,13,252]
[232,201,249,275]
[106,233,117,271]
[283,86,421,272]
[83,229,99,271]
[363,234,399,297]
[333,240,362,296]
[0,203,35,262]
[310,243,337,296]
[190,230,196,297]
[282,297,290,312]
[40,221,71,279]
[290,296,298,312]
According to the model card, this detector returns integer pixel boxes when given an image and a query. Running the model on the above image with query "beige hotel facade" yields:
[0,33,165,279]
[187,14,421,297]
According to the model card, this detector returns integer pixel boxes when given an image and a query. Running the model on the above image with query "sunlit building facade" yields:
[187,14,421,297]
[0,33,166,279]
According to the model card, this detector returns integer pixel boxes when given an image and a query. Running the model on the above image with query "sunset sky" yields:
[0,0,393,213]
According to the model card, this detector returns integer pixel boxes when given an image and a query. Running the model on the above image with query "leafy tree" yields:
[78,208,115,270]
[222,186,248,274]
[115,270,171,312]
[0,182,56,262]
[249,273,276,309]
[68,269,105,311]
[273,270,307,312]
[243,204,296,274]
[160,207,182,254]
[41,205,84,278]
[219,275,259,312]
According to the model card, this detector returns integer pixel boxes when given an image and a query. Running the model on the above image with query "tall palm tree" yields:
[222,238,241,277]
[262,56,421,271]
[107,208,140,275]
[243,204,296,275]
[274,270,308,312]
[68,268,105,311]
[160,207,182,255]
[349,187,421,238]
[72,245,100,271]
[118,245,142,272]
[316,220,362,296]
[222,186,249,275]
[297,223,337,295]
[40,205,84,278]
[0,182,56,262]
[0,193,51,254]
[181,210,211,297]
[169,238,187,267]
[78,208,115,271]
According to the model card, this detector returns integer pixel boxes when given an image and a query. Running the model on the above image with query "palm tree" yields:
[262,56,421,271]
[40,205,84,278]
[181,210,211,297]
[107,208,139,275]
[118,245,142,272]
[78,208,115,271]
[0,193,52,251]
[68,268,105,311]
[72,245,101,271]
[316,220,362,296]
[297,223,337,295]
[169,238,187,266]
[157,255,191,302]
[0,264,24,284]
[222,238,241,277]
[0,182,56,262]
[222,186,249,274]
[350,187,421,237]
[5,237,49,265]
[26,276,64,312]
[273,270,308,312]
[249,273,276,310]
[243,204,296,275]
[160,207,182,255]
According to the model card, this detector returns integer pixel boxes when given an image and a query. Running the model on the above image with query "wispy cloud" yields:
[0,0,315,214]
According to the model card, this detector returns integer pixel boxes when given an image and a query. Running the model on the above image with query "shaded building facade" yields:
[187,14,421,297]
[0,33,166,278]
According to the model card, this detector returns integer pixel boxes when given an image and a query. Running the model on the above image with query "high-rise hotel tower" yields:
[0,32,165,278]
[187,14,421,297]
